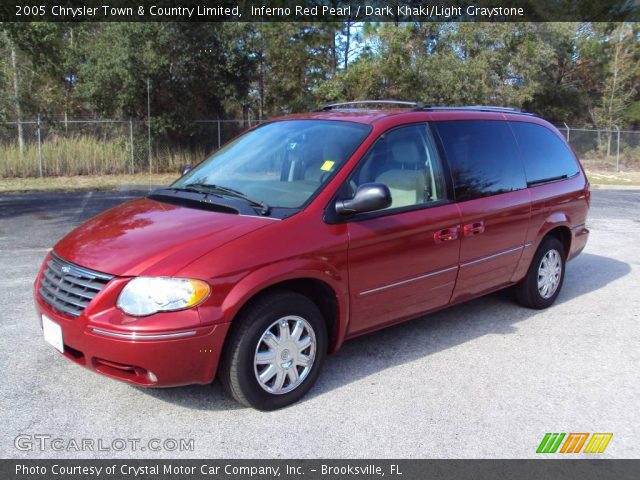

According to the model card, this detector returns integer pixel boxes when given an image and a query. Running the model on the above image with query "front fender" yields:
[218,259,350,352]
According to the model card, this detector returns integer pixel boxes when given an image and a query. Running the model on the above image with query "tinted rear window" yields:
[432,120,526,201]
[509,121,579,185]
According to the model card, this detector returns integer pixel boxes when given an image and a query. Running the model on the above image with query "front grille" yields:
[39,253,114,317]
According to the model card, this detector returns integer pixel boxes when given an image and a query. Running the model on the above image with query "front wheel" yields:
[515,236,566,309]
[219,291,327,410]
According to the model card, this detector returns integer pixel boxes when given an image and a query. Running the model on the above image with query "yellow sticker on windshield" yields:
[321,160,335,171]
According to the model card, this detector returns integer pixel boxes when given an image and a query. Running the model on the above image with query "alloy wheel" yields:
[537,248,562,299]
[253,316,316,395]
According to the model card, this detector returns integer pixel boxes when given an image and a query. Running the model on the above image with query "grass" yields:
[585,170,640,187]
[0,135,205,177]
[1,170,638,193]
[0,173,179,193]
[1,133,639,191]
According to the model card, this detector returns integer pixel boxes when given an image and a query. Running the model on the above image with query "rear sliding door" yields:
[432,120,531,302]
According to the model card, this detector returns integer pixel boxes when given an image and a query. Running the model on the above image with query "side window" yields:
[350,124,448,210]
[510,121,579,185]
[432,120,526,201]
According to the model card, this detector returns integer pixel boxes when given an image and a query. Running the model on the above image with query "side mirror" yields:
[335,183,392,216]
[181,164,192,176]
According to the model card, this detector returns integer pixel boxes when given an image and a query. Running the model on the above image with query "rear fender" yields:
[511,212,571,283]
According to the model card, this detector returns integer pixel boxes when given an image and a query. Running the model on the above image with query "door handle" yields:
[463,221,485,236]
[434,227,459,243]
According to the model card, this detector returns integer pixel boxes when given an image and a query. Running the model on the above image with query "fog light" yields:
[148,371,158,383]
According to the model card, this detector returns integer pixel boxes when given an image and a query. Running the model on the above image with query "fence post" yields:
[129,118,135,174]
[563,122,570,143]
[614,124,620,172]
[217,118,221,149]
[37,114,43,177]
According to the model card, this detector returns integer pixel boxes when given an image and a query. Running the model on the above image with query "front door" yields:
[342,123,461,336]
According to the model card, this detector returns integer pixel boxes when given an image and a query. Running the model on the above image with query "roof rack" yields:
[414,105,534,115]
[319,101,535,116]
[320,100,421,111]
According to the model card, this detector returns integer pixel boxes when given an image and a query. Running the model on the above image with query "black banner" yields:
[3,459,640,480]
[0,0,638,23]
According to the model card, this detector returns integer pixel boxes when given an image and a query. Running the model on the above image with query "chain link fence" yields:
[1,119,638,178]
[0,118,257,178]
[555,124,640,172]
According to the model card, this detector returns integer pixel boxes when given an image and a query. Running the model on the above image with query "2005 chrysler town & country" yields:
[34,102,590,410]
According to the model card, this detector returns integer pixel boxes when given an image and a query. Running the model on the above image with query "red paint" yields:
[34,108,590,387]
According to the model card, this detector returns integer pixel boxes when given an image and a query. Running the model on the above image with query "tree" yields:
[1,20,639,138]
[75,23,254,141]
[6,32,24,151]
[592,23,639,149]
[251,23,336,116]
[327,23,552,108]
[0,23,69,149]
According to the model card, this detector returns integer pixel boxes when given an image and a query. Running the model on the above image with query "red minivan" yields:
[34,102,590,410]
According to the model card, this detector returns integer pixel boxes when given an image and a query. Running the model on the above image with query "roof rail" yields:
[318,101,536,116]
[320,100,421,111]
[414,105,534,115]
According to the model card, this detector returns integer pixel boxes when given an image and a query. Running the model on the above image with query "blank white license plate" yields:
[42,315,64,353]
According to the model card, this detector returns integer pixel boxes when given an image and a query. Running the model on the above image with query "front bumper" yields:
[34,294,230,387]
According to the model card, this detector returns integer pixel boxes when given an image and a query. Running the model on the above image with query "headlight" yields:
[117,277,210,316]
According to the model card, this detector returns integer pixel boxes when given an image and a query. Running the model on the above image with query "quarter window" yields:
[509,121,579,185]
[432,120,526,201]
[349,124,448,210]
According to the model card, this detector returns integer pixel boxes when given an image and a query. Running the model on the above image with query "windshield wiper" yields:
[527,174,568,187]
[186,183,271,215]
[170,185,220,197]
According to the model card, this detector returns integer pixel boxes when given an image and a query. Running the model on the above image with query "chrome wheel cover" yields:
[254,316,316,395]
[537,248,562,299]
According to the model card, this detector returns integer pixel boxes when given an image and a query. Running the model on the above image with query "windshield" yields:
[172,120,371,209]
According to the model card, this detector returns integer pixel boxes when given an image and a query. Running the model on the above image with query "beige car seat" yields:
[375,137,430,208]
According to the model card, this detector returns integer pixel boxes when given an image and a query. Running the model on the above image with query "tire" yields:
[219,291,327,410]
[515,236,566,309]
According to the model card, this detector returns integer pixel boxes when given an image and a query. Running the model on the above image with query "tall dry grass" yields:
[579,147,640,172]
[7,134,635,179]
[0,135,206,178]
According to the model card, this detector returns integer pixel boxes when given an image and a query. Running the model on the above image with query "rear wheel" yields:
[515,236,566,309]
[219,291,327,410]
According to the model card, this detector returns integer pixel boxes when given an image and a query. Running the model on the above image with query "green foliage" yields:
[75,23,255,140]
[1,21,640,131]
[591,24,639,129]
[250,23,337,115]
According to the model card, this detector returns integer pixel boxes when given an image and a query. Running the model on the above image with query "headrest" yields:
[391,138,421,166]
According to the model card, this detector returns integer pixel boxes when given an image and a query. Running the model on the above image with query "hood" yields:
[54,198,273,277]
